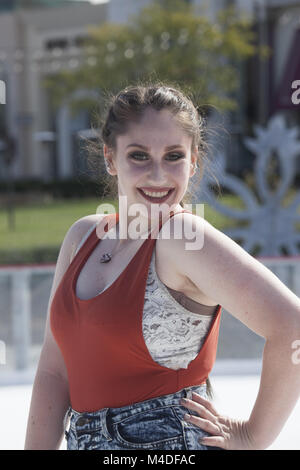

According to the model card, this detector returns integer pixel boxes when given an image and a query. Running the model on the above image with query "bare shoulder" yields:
[166,210,246,264]
[68,213,106,263]
[166,210,273,291]
[159,211,211,279]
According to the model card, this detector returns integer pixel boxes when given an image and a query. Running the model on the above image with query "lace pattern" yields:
[142,249,215,370]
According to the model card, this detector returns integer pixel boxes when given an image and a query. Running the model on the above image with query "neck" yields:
[116,202,183,242]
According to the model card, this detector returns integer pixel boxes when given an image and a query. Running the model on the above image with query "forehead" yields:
[116,107,192,149]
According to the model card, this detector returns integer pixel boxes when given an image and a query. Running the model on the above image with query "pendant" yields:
[100,253,112,263]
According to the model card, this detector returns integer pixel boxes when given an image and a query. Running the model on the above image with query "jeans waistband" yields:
[64,384,207,441]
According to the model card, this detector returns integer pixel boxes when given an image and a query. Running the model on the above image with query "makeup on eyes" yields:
[127,151,185,161]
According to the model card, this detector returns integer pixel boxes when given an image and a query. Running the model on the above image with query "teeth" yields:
[142,190,170,197]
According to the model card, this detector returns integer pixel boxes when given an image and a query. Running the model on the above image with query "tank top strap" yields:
[146,208,193,240]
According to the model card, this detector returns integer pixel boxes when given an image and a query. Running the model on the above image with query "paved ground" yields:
[0,374,299,450]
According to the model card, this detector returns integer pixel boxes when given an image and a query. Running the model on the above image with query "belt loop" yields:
[184,388,193,400]
[100,409,113,441]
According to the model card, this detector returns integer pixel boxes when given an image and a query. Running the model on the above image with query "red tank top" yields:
[50,210,222,412]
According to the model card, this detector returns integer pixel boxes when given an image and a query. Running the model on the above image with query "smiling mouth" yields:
[137,188,175,202]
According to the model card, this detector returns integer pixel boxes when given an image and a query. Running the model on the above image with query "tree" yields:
[43,0,269,115]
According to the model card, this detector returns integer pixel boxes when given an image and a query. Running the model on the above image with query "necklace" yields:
[99,211,172,263]
[100,253,113,263]
[100,223,122,263]
[99,221,151,263]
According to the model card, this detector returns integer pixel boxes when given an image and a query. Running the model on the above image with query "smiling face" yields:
[103,107,197,221]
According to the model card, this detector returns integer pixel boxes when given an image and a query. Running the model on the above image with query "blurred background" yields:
[0,0,300,450]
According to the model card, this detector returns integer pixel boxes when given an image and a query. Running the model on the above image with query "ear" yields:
[103,144,117,176]
[189,146,198,177]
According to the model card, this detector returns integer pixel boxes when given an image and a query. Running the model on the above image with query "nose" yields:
[147,161,168,185]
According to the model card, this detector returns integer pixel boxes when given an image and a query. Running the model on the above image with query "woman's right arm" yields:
[24,214,102,450]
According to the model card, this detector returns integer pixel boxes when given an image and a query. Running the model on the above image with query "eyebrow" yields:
[126,143,185,151]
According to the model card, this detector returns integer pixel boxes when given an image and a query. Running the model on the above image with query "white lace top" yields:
[74,222,217,370]
[143,249,216,369]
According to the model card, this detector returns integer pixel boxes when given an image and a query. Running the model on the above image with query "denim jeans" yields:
[64,384,223,450]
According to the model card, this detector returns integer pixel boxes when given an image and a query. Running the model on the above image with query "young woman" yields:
[24,84,300,450]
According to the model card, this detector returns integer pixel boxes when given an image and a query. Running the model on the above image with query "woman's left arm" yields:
[168,213,300,450]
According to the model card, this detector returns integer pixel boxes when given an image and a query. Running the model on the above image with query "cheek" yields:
[171,163,190,180]
[128,167,145,182]
[119,164,143,187]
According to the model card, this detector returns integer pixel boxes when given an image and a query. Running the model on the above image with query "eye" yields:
[128,152,185,161]
[128,152,148,161]
[165,152,185,161]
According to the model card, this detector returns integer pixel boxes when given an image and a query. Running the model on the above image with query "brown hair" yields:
[85,81,221,399]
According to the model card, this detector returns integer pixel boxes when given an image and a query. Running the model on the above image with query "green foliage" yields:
[43,0,269,114]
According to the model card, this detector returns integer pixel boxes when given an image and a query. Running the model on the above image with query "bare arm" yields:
[24,370,70,450]
[24,214,103,450]
[169,213,300,449]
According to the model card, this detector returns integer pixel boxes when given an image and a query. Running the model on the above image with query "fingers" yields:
[190,392,219,416]
[180,396,217,423]
[184,414,223,436]
[200,435,226,449]
[181,393,230,446]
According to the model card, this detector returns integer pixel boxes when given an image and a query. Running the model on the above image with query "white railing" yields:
[0,257,299,379]
[257,256,300,296]
[0,264,55,372]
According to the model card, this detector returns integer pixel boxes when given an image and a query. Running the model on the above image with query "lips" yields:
[139,187,174,192]
[137,187,175,203]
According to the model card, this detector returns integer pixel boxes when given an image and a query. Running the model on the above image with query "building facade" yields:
[0,0,108,181]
